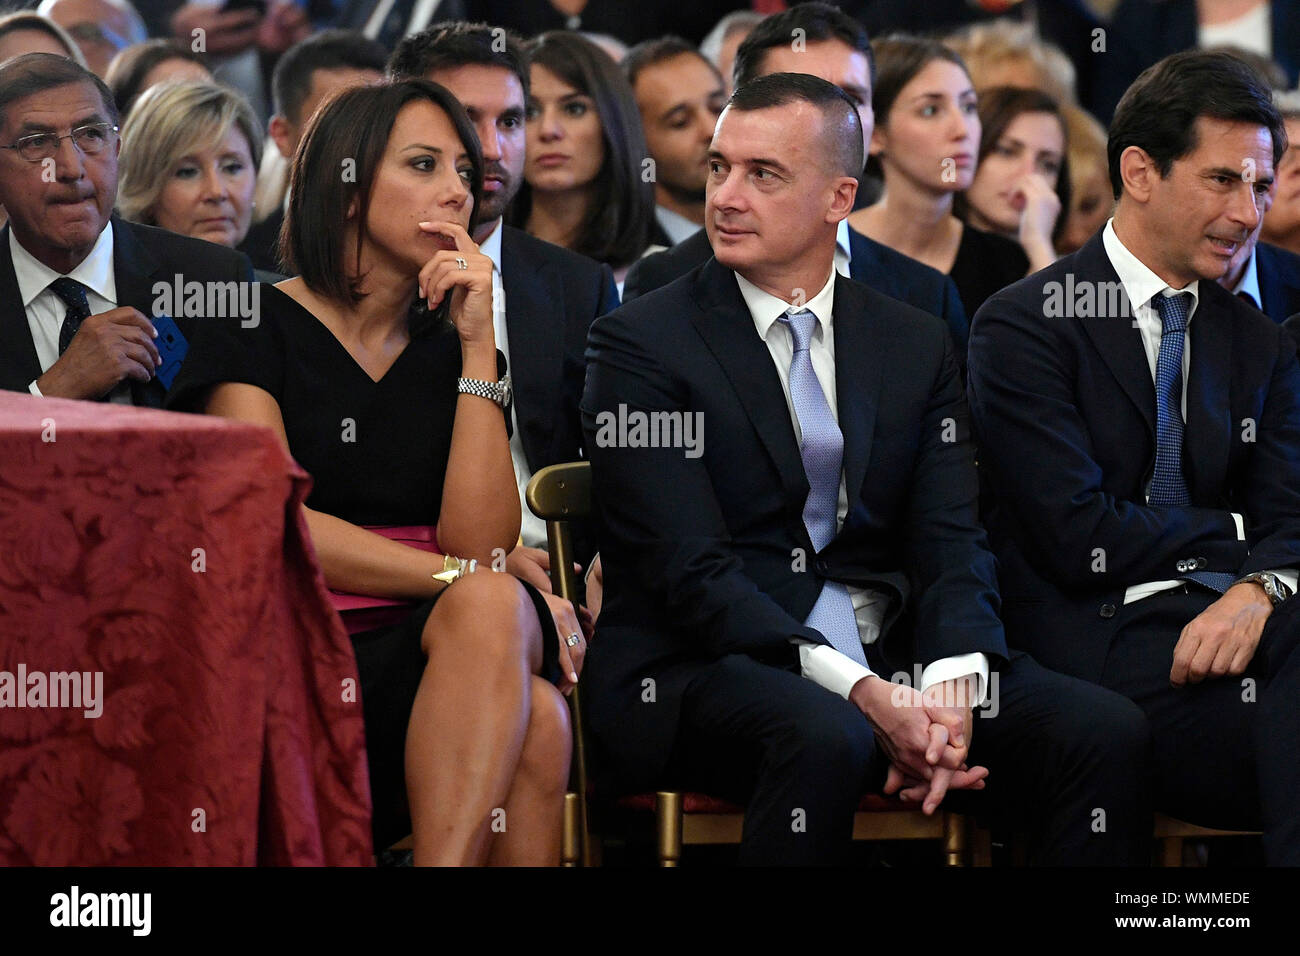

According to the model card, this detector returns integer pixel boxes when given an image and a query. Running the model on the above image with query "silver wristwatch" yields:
[1234,571,1292,606]
[457,372,511,409]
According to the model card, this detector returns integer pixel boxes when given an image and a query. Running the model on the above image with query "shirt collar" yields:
[655,205,701,246]
[736,266,837,346]
[479,217,504,273]
[1102,217,1200,319]
[836,218,852,265]
[10,221,116,308]
[1230,244,1262,307]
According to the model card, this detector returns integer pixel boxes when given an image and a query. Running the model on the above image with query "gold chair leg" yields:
[561,792,580,867]
[942,812,966,867]
[1160,837,1184,867]
[656,791,683,867]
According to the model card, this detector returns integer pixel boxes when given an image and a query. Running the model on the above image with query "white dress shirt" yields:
[1101,219,1297,602]
[479,220,547,549]
[13,225,131,405]
[653,206,703,247]
[1228,247,1263,311]
[735,266,989,704]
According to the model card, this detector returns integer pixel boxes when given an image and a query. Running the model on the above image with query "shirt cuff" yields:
[28,380,42,397]
[1232,512,1245,541]
[796,641,875,700]
[919,653,990,708]
[1269,570,1299,598]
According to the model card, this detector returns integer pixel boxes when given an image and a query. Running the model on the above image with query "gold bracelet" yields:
[432,554,477,584]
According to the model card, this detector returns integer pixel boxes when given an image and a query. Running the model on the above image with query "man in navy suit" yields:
[1217,231,1300,324]
[583,73,1151,866]
[0,54,252,408]
[969,51,1300,864]
[621,3,968,361]
[389,23,618,580]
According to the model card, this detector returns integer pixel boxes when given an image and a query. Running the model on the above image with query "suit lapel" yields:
[500,227,562,469]
[111,218,166,408]
[0,225,43,387]
[1184,286,1232,500]
[1074,234,1156,436]
[689,258,809,503]
[832,275,883,506]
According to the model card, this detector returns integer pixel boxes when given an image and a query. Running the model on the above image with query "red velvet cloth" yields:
[0,394,372,865]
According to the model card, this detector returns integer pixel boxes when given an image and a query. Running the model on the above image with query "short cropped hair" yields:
[282,78,484,305]
[1108,49,1287,200]
[0,11,86,67]
[0,51,114,131]
[388,21,530,98]
[117,82,262,224]
[623,35,717,89]
[732,1,874,91]
[105,39,208,117]
[727,71,863,178]
[271,29,388,124]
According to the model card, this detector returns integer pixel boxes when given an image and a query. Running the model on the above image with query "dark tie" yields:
[49,277,92,355]
[1148,292,1237,593]
[780,308,868,665]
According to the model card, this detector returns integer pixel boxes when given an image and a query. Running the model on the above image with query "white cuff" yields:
[28,380,42,397]
[1268,570,1299,598]
[796,641,875,700]
[1232,512,1245,541]
[919,653,990,708]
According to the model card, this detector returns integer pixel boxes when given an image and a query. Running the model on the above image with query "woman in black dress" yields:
[168,79,585,865]
[847,36,1030,319]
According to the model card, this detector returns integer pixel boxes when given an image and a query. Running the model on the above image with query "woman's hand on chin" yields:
[417,221,496,351]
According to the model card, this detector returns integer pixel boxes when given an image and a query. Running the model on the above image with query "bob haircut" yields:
[507,31,653,268]
[281,77,484,304]
[117,82,262,224]
[960,85,1072,246]
[105,39,210,118]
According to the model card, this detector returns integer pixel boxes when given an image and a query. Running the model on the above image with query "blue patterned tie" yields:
[779,309,868,665]
[1148,292,1236,593]
[49,277,91,355]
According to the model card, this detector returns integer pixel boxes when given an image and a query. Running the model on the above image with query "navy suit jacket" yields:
[498,225,619,476]
[968,231,1300,683]
[1254,242,1300,326]
[0,218,253,408]
[581,257,1006,787]
[622,225,970,364]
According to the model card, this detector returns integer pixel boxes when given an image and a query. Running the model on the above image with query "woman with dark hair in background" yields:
[959,85,1070,273]
[848,36,1030,319]
[105,38,210,117]
[168,78,585,866]
[507,30,653,289]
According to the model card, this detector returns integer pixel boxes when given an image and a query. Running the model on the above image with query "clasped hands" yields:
[850,673,988,815]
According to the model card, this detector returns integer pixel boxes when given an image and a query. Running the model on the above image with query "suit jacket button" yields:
[1196,557,1208,569]
[1176,560,1188,572]
[1100,603,1116,619]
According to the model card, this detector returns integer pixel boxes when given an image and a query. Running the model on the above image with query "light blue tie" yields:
[780,309,868,665]
[1148,292,1236,593]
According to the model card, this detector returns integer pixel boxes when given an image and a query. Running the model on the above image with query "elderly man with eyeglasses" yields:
[0,53,252,407]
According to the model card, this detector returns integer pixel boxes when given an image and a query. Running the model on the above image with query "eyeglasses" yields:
[1,123,119,163]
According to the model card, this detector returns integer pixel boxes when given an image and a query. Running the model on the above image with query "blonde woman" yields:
[117,82,278,277]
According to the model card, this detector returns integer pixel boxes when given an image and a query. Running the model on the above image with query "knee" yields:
[519,681,572,788]
[771,703,874,783]
[1061,692,1152,773]
[423,571,539,662]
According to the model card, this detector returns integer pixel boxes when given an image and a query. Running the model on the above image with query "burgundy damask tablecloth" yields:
[0,393,372,865]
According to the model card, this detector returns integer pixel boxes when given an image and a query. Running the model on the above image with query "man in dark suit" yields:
[969,51,1300,864]
[0,54,253,408]
[583,72,1151,866]
[1233,239,1300,324]
[389,23,618,580]
[622,3,969,359]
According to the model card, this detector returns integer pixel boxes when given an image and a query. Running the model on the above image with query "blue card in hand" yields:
[152,314,188,390]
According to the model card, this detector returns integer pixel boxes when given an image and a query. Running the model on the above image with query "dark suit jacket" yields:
[238,206,286,276]
[1254,242,1300,325]
[581,257,1007,788]
[499,225,619,477]
[622,225,971,363]
[967,231,1300,683]
[1092,0,1300,123]
[0,218,254,408]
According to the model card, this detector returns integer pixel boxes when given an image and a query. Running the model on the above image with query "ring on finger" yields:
[565,632,581,647]
[455,256,468,270]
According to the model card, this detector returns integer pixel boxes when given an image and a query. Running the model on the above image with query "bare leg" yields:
[406,572,543,866]
[485,677,571,866]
